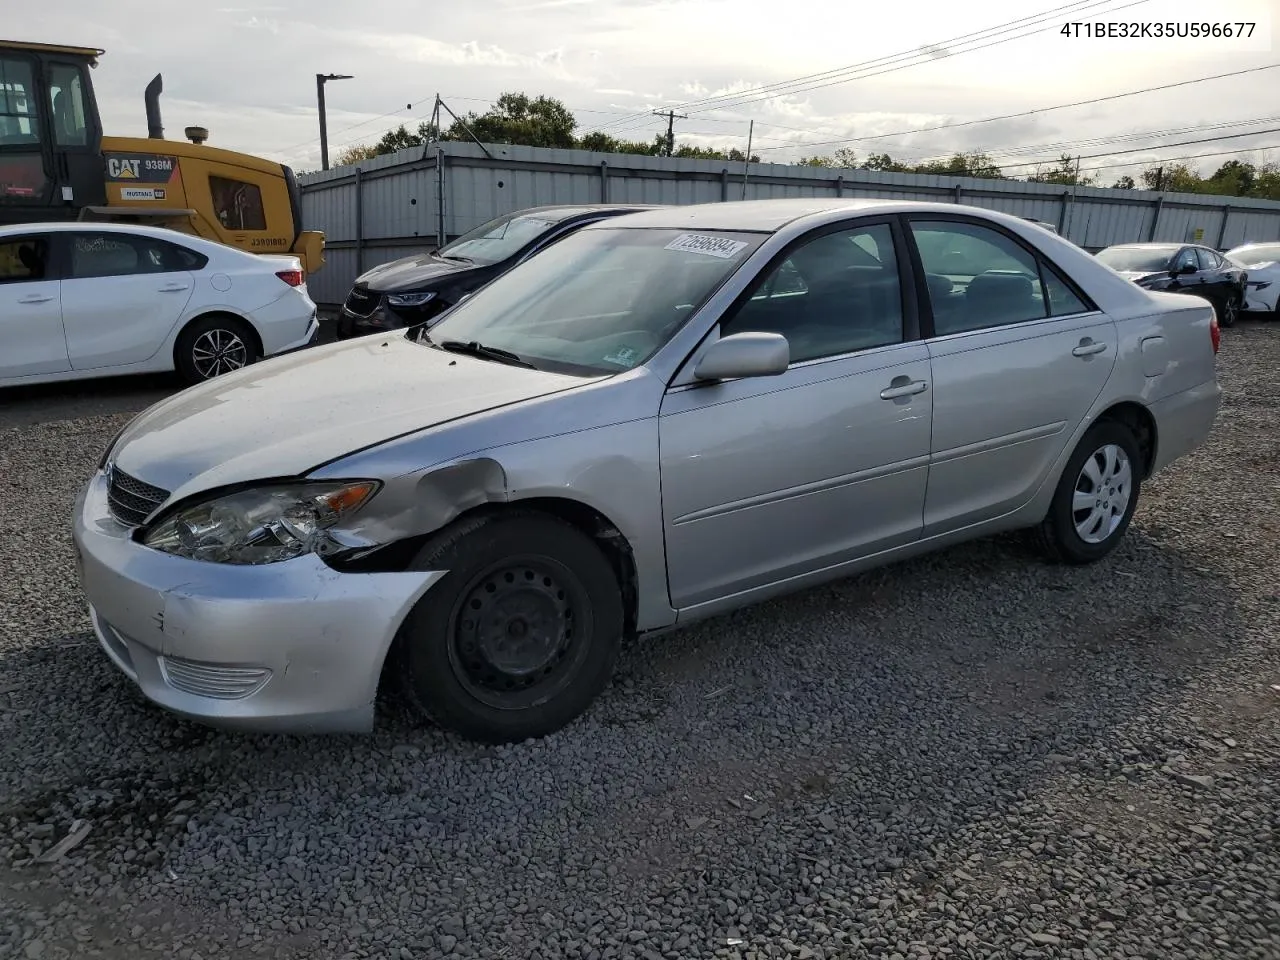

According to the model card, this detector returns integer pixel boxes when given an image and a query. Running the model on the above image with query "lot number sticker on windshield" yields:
[665,234,748,259]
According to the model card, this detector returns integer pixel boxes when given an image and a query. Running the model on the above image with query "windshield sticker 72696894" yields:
[664,234,749,259]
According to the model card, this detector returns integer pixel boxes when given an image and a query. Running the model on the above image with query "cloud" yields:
[3,0,1272,180]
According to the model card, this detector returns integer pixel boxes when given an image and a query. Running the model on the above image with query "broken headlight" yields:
[142,481,379,565]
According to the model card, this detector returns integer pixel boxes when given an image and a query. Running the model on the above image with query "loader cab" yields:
[0,41,107,224]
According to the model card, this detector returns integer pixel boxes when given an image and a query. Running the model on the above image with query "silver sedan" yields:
[73,198,1222,743]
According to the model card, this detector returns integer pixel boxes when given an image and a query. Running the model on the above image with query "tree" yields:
[1111,175,1136,190]
[796,147,859,168]
[1027,153,1095,186]
[333,143,381,166]
[455,92,577,149]
[1140,161,1201,193]
[862,152,909,172]
[672,142,761,162]
[577,131,659,155]
[1203,159,1256,197]
[913,151,1003,179]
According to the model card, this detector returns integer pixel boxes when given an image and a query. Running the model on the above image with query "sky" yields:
[7,0,1278,181]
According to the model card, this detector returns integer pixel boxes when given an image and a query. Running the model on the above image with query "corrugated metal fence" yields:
[298,141,1280,306]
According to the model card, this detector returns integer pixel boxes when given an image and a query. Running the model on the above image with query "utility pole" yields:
[740,120,754,200]
[652,109,687,157]
[316,72,354,170]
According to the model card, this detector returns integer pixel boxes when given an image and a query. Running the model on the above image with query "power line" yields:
[1076,143,1279,175]
[591,0,1129,133]
[906,115,1280,166]
[687,0,1144,116]
[986,126,1280,172]
[753,62,1280,154]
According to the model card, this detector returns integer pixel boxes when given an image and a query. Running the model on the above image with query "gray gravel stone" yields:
[1,323,1279,960]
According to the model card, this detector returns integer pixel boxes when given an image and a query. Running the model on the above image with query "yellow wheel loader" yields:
[0,40,324,273]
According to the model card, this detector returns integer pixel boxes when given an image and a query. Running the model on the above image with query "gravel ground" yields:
[1,321,1277,960]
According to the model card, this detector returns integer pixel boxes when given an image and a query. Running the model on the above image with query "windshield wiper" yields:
[437,339,537,369]
[435,252,473,263]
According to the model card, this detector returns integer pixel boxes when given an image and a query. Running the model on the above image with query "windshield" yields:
[1227,244,1280,267]
[421,227,765,376]
[1096,246,1176,273]
[437,212,560,264]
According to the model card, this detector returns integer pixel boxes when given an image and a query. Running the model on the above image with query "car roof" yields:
[0,220,255,262]
[1101,243,1181,250]
[515,204,664,223]
[0,221,195,238]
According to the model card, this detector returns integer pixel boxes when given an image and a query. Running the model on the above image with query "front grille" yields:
[344,284,380,318]
[106,466,170,527]
[159,657,271,699]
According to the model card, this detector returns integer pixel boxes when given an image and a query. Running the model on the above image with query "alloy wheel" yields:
[191,329,249,380]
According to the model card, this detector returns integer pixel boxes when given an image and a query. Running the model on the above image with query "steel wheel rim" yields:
[446,555,593,711]
[191,329,248,379]
[1072,442,1133,544]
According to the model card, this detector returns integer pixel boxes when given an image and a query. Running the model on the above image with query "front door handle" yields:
[158,284,190,293]
[19,295,54,304]
[880,379,928,400]
[1072,339,1108,357]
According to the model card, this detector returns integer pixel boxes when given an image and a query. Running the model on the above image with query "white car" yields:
[0,222,319,388]
[1225,242,1280,315]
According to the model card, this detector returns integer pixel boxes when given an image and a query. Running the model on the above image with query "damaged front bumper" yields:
[71,471,443,734]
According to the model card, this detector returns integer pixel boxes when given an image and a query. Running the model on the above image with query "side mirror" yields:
[1175,262,1197,276]
[694,331,790,381]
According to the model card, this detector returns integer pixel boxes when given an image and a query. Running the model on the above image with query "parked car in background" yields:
[1094,242,1247,327]
[1224,242,1280,315]
[76,199,1220,745]
[0,223,317,388]
[336,204,662,339]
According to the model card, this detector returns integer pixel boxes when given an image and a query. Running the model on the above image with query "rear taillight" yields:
[276,269,305,287]
[1210,312,1220,354]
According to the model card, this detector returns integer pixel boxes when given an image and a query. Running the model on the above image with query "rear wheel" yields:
[394,511,624,744]
[1033,420,1142,565]
[175,315,259,385]
[1218,291,1240,328]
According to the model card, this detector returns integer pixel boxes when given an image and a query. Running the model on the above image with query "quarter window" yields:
[722,223,905,363]
[48,64,89,147]
[0,236,48,282]
[210,175,267,231]
[910,220,1091,335]
[67,232,207,279]
[0,56,40,144]
[1041,262,1089,316]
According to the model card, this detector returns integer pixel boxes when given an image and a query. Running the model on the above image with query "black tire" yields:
[1218,291,1240,328]
[174,314,260,385]
[1032,419,1142,565]
[394,511,624,744]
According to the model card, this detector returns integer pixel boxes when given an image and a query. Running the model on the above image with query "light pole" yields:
[316,72,353,170]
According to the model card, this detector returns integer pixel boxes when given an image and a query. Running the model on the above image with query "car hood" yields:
[356,253,479,292]
[110,336,587,504]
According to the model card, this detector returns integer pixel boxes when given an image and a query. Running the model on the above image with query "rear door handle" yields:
[18,295,54,304]
[1072,340,1108,357]
[880,380,928,400]
[158,285,190,293]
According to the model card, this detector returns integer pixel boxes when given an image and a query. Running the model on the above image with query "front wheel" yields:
[1033,420,1142,565]
[394,511,624,744]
